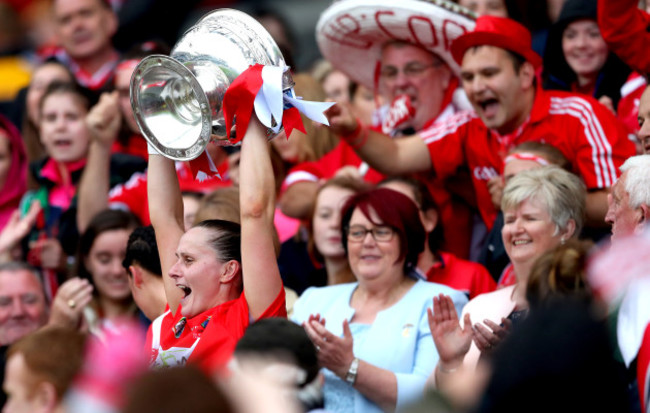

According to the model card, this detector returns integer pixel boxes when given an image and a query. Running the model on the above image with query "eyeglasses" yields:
[346,225,395,242]
[379,61,443,81]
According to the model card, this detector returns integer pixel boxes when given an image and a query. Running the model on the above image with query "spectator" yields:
[542,0,645,132]
[0,262,49,407]
[638,85,650,154]
[21,81,144,284]
[525,239,595,310]
[290,0,477,258]
[20,59,75,164]
[604,154,650,240]
[271,73,339,242]
[429,166,585,389]
[380,177,496,299]
[311,60,351,104]
[474,299,632,413]
[0,116,27,234]
[0,263,49,347]
[48,209,141,333]
[455,0,508,17]
[122,226,166,322]
[233,318,323,412]
[110,40,170,160]
[327,15,634,234]
[293,188,467,412]
[297,176,369,292]
[3,327,86,413]
[479,141,570,281]
[51,0,119,92]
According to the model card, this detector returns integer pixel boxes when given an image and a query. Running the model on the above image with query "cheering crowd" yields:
[0,0,650,411]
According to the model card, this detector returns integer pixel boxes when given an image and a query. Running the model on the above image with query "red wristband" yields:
[340,118,368,150]
[340,118,363,142]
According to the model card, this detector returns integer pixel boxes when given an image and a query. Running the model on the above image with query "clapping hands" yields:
[303,314,355,379]
[429,294,512,369]
[428,294,473,370]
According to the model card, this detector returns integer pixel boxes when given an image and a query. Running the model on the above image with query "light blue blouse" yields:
[292,280,468,413]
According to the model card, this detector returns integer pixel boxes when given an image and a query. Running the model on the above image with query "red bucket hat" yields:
[450,15,542,68]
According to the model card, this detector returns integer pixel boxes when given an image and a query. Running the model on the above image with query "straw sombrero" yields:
[316,0,476,90]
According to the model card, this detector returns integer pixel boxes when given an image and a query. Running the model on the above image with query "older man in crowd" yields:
[0,262,50,407]
[51,0,120,92]
[601,154,650,413]
[605,155,650,240]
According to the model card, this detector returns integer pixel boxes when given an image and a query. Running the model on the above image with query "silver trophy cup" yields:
[130,9,293,161]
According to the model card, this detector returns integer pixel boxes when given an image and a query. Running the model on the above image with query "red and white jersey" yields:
[638,324,650,413]
[280,139,386,192]
[146,289,286,373]
[109,161,231,225]
[52,49,119,91]
[280,101,475,258]
[618,72,648,135]
[420,88,635,229]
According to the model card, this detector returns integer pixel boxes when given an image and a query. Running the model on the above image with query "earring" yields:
[560,238,566,245]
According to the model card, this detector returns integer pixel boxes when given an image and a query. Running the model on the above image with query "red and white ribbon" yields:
[222,64,335,144]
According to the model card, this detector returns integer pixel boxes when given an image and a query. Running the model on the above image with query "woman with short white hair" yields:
[429,165,586,387]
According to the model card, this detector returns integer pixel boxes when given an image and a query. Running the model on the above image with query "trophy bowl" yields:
[130,9,294,161]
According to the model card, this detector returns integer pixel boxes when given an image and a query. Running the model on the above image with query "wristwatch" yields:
[345,357,360,385]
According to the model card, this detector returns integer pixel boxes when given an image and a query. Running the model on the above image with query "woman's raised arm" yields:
[147,153,184,313]
[239,116,284,319]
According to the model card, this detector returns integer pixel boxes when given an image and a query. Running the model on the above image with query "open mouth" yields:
[178,284,192,298]
[54,139,72,147]
[478,98,499,118]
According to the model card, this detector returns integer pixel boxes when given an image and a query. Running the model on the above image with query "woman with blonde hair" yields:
[430,166,586,389]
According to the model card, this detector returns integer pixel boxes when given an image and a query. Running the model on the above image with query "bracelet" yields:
[438,364,459,374]
[345,357,360,385]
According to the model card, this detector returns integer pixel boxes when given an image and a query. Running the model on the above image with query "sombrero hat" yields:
[316,0,476,90]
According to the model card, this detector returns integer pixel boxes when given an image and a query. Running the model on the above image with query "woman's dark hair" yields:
[77,209,141,285]
[21,59,75,162]
[39,80,96,113]
[340,188,425,273]
[122,226,162,277]
[195,219,242,264]
[379,176,445,253]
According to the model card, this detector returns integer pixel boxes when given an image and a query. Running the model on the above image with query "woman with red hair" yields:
[293,187,467,413]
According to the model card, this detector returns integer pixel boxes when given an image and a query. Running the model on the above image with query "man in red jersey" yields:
[328,15,635,231]
[281,0,478,257]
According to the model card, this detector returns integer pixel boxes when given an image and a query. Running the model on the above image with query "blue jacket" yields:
[292,280,467,413]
